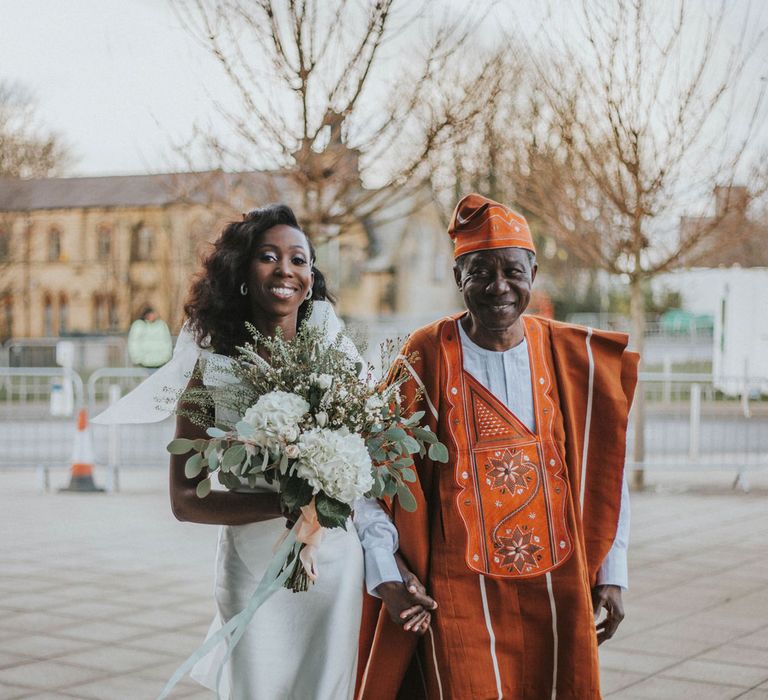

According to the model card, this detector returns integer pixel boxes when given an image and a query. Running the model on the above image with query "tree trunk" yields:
[629,274,646,490]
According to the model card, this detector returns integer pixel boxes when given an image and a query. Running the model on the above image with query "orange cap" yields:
[448,193,535,259]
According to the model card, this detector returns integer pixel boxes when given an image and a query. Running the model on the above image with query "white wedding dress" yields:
[94,302,365,700]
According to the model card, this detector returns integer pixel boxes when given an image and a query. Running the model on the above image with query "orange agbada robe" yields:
[357,314,638,700]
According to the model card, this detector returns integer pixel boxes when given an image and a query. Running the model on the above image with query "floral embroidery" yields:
[485,448,533,492]
[495,525,544,573]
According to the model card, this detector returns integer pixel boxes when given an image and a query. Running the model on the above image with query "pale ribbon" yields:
[272,497,324,581]
[295,499,324,581]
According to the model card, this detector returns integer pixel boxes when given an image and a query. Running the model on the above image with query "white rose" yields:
[284,444,300,459]
[295,427,374,504]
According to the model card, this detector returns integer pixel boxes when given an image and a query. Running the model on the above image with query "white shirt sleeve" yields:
[353,497,403,596]
[596,475,630,589]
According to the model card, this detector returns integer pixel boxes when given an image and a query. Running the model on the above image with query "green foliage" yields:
[315,492,352,529]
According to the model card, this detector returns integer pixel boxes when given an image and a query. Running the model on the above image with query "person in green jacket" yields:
[127,305,172,370]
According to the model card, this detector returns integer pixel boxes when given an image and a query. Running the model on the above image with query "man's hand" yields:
[592,584,624,645]
[375,573,437,636]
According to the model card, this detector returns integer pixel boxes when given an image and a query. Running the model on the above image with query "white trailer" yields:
[712,268,768,395]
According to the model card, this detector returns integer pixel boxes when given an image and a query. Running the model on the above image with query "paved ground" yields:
[0,468,766,700]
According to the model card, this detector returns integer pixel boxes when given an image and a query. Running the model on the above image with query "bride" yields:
[95,205,434,699]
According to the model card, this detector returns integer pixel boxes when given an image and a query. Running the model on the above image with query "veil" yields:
[92,301,357,425]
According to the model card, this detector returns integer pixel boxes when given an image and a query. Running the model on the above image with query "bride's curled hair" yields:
[184,204,334,356]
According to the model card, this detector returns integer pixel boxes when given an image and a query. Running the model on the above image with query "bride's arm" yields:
[169,373,283,526]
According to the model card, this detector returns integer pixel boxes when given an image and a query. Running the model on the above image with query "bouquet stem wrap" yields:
[296,499,323,582]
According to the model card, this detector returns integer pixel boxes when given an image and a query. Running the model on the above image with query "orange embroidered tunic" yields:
[357,314,638,700]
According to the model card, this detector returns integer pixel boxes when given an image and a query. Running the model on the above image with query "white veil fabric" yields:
[91,301,356,425]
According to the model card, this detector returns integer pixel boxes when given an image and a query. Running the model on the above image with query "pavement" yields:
[0,468,767,700]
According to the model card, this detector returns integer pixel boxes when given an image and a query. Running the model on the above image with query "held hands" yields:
[375,556,437,636]
[592,584,625,645]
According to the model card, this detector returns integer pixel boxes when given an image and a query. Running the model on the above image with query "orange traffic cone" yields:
[60,408,104,493]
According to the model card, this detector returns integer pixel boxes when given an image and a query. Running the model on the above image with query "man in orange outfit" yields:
[357,194,638,699]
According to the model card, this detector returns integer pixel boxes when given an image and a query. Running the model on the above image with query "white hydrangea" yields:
[295,427,374,504]
[241,391,309,451]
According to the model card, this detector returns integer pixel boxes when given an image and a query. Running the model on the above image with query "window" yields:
[132,223,154,261]
[59,294,69,334]
[43,294,54,336]
[97,225,112,261]
[108,295,119,330]
[0,228,9,261]
[48,227,62,261]
[93,294,105,331]
[0,293,12,341]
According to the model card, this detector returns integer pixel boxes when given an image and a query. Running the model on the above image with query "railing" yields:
[1,366,766,492]
[1,336,129,370]
[627,373,768,488]
[565,313,714,339]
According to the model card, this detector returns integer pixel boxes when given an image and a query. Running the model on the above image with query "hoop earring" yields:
[305,288,313,300]
[240,283,248,296]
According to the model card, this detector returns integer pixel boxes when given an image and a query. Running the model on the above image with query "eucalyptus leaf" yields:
[396,483,417,512]
[235,421,255,438]
[403,410,426,425]
[412,427,438,444]
[206,427,227,438]
[218,471,242,490]
[196,478,212,498]
[222,444,246,468]
[167,438,194,455]
[382,427,408,443]
[402,435,421,454]
[369,446,387,462]
[400,467,417,483]
[184,453,204,479]
[428,442,449,463]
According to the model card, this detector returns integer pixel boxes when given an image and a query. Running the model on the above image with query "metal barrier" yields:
[86,367,175,491]
[1,367,766,492]
[0,366,173,491]
[0,367,86,490]
[2,336,128,370]
[627,373,768,489]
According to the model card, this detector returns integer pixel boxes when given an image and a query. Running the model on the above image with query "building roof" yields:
[0,170,291,212]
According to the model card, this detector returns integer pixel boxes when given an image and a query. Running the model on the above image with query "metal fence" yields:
[1,367,766,491]
[1,336,129,370]
[626,373,768,489]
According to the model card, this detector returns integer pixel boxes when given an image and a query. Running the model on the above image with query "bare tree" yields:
[0,82,71,178]
[171,0,499,240]
[462,1,767,488]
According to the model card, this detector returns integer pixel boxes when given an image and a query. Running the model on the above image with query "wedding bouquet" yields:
[167,314,448,592]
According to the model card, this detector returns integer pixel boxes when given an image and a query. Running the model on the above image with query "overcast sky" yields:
[0,0,232,176]
[1,0,765,179]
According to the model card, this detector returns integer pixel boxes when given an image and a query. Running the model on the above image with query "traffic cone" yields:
[60,408,105,493]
